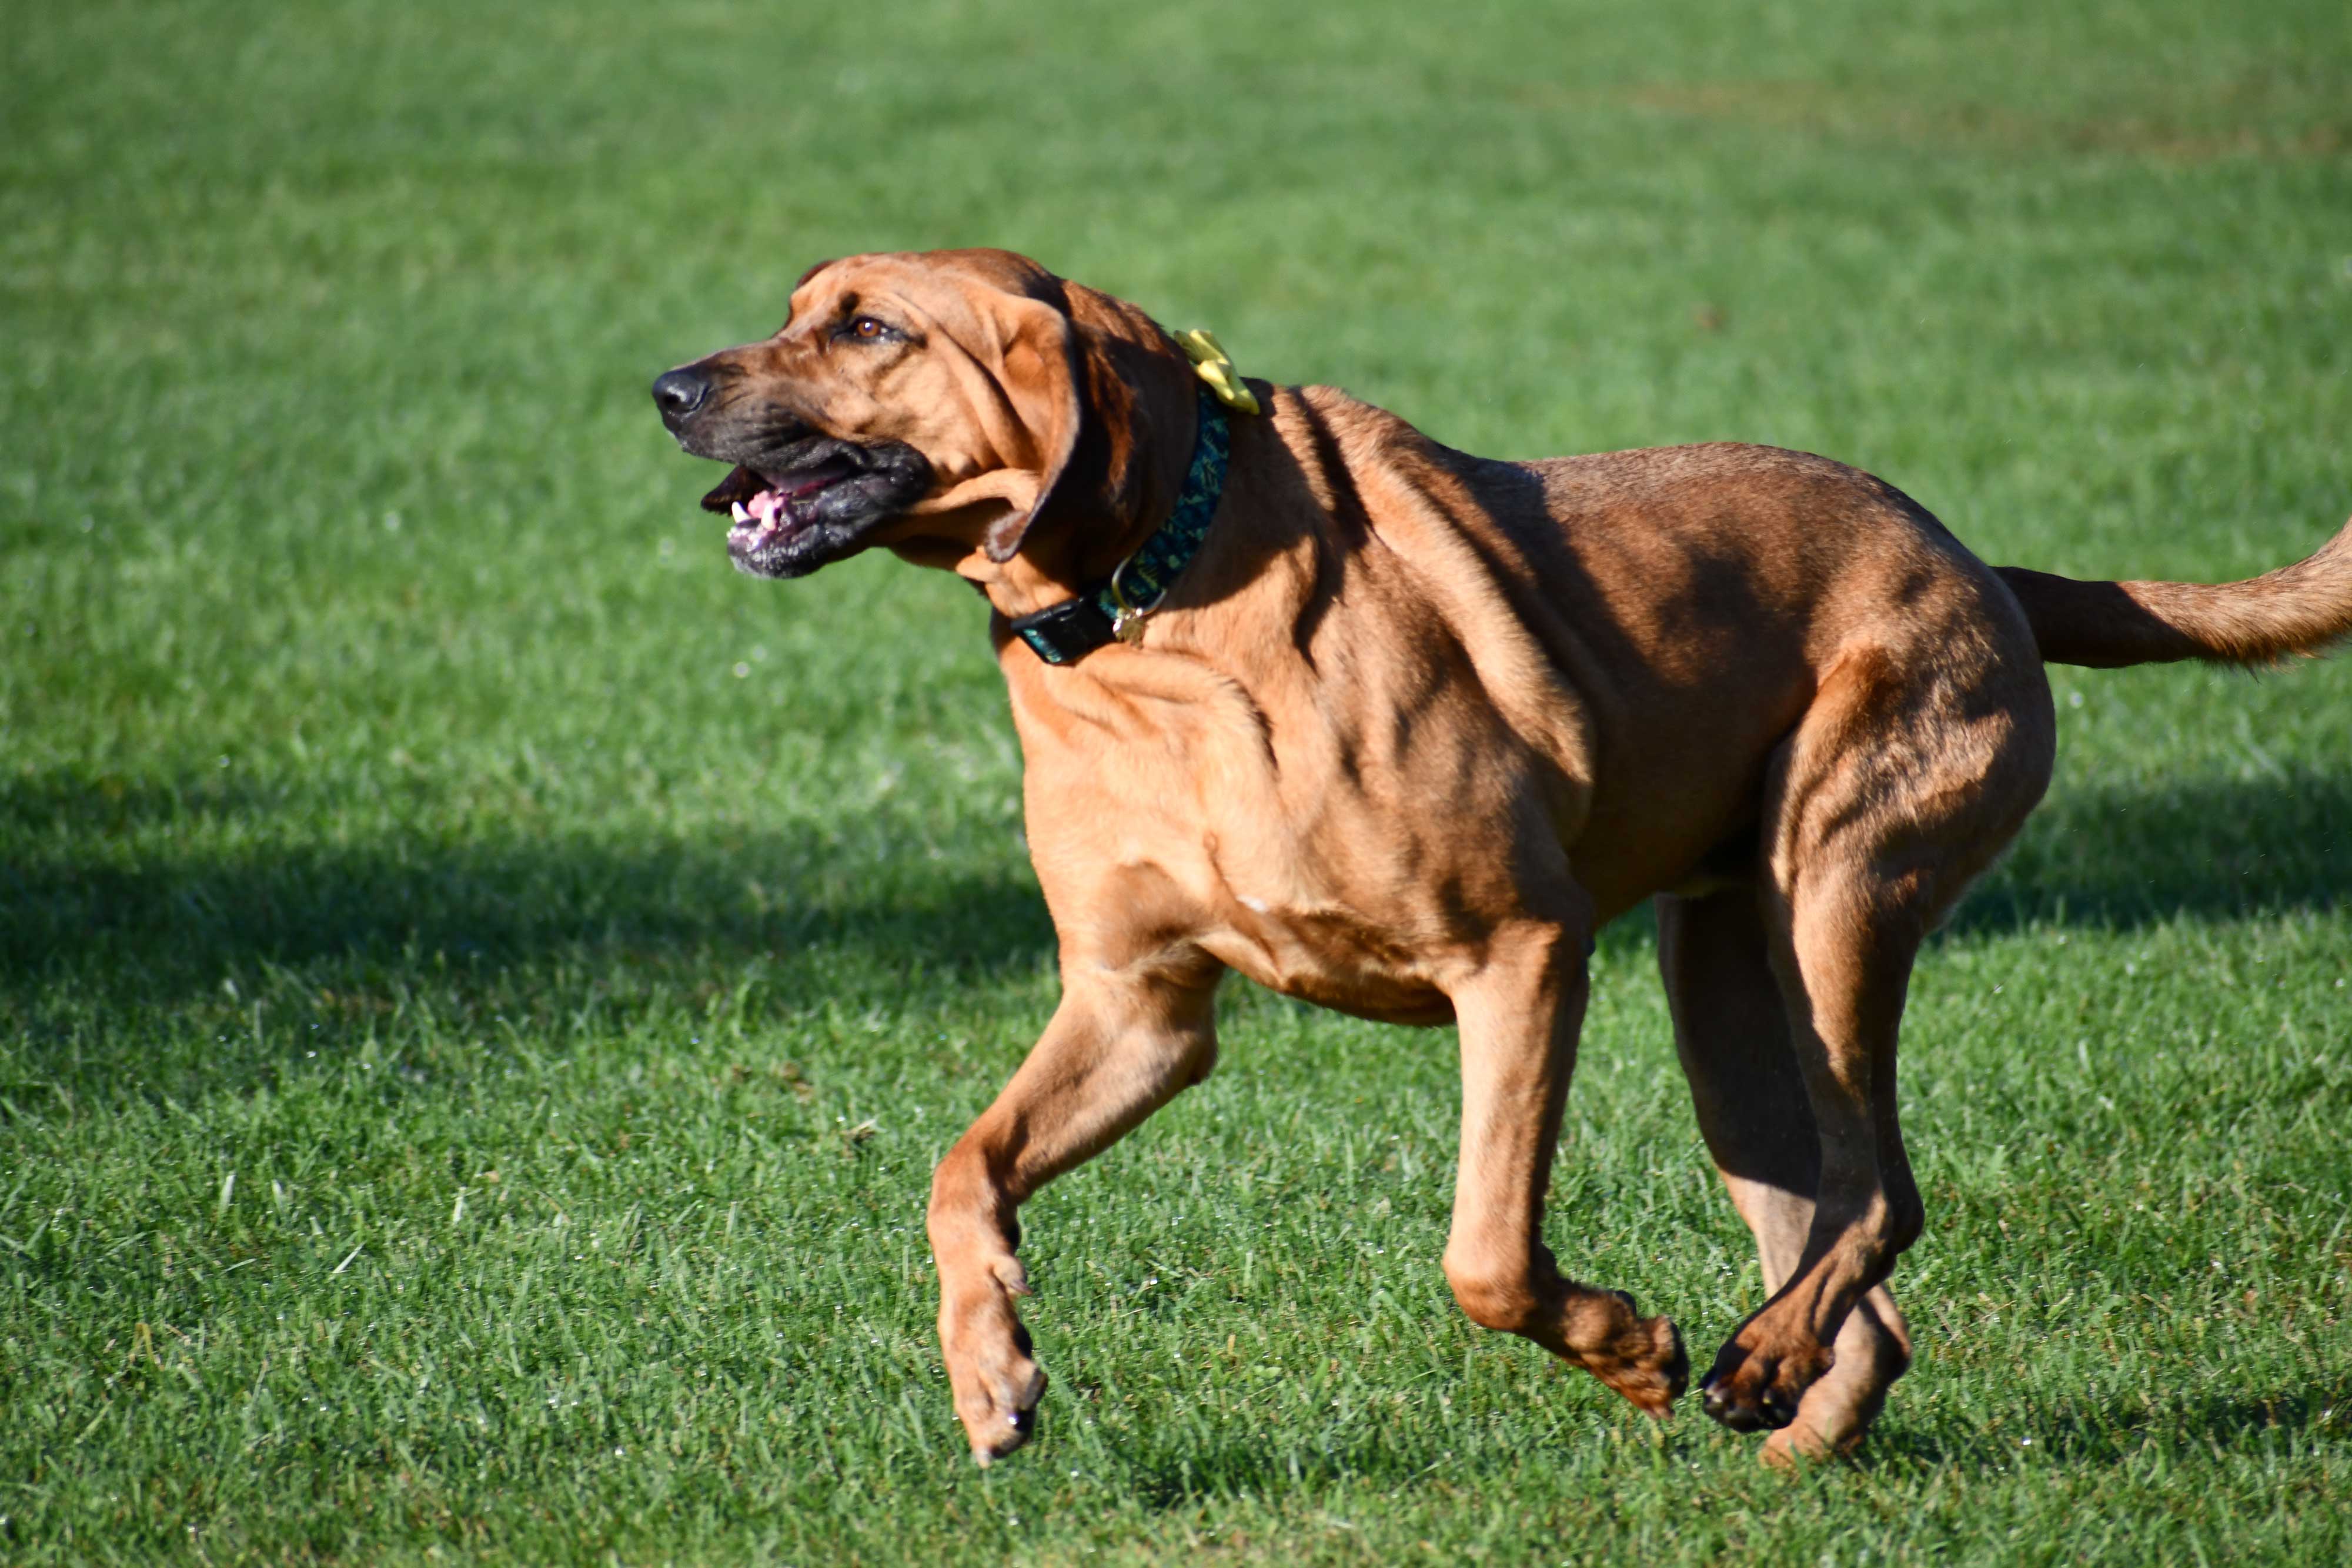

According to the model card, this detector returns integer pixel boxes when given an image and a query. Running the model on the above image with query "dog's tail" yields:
[1996,514,2352,668]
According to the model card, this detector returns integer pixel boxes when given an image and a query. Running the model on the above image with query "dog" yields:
[652,248,2351,1467]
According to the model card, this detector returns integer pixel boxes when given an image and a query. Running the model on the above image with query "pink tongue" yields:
[730,490,789,529]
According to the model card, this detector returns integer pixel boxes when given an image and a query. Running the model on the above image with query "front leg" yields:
[926,954,1221,1465]
[1442,918,1689,1414]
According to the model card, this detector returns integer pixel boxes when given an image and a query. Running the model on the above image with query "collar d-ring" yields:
[1105,554,1169,644]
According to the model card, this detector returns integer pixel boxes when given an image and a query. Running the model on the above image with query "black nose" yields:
[652,367,711,429]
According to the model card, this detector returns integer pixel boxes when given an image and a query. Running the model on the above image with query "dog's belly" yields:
[1197,902,1459,1026]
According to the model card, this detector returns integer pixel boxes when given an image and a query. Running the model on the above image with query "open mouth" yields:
[695,436,931,579]
[720,456,859,556]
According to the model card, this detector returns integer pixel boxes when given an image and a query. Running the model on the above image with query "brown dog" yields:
[652,249,2352,1467]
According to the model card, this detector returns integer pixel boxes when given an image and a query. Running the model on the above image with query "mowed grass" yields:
[4,0,2350,1560]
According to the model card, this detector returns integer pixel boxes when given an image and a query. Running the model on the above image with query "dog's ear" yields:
[983,297,1093,563]
[974,280,1188,565]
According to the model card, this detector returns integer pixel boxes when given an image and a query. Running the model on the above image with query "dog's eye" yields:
[848,316,888,341]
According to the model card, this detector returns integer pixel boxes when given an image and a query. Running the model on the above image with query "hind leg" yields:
[1692,852,1927,1435]
[1694,643,2052,1435]
[1660,886,1913,1464]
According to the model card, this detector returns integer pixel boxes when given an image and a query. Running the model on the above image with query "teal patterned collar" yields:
[1009,386,1231,666]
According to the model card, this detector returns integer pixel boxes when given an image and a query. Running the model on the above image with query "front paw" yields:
[941,1279,1050,1465]
[1575,1292,1689,1417]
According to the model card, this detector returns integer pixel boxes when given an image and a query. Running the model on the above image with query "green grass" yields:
[4,0,2350,1560]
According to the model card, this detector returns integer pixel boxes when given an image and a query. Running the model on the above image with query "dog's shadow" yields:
[1953,764,2351,935]
[1863,1381,2347,1472]
[1100,1379,2345,1509]
[2,761,2343,1089]
[0,765,1057,1089]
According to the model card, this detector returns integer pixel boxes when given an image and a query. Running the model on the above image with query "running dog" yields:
[652,249,2351,1466]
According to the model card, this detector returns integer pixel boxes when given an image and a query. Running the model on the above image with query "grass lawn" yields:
[5,0,2350,1560]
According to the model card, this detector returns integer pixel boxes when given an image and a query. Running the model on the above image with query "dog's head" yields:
[651,249,1196,584]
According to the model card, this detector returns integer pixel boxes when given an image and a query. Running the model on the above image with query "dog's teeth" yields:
[731,501,751,523]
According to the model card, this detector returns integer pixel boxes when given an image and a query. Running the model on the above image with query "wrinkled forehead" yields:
[782,249,1057,337]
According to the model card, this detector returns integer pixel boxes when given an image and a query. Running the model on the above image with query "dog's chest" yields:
[1018,675,1541,1024]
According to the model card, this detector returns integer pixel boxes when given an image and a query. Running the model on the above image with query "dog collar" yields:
[1009,384,1234,666]
[1009,332,1258,666]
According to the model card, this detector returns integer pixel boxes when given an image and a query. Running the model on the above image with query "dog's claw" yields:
[952,1347,1046,1465]
[1700,1375,1765,1432]
[1700,1333,1831,1433]
[968,1407,1038,1466]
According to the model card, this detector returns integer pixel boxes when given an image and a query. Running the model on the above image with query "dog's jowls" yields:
[654,248,2352,1467]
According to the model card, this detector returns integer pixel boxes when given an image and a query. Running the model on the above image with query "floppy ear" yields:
[968,278,1183,566]
[981,297,1090,563]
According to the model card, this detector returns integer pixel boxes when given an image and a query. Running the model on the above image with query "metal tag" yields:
[1112,607,1147,644]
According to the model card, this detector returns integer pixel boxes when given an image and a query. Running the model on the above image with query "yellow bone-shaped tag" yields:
[1175,328,1261,415]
